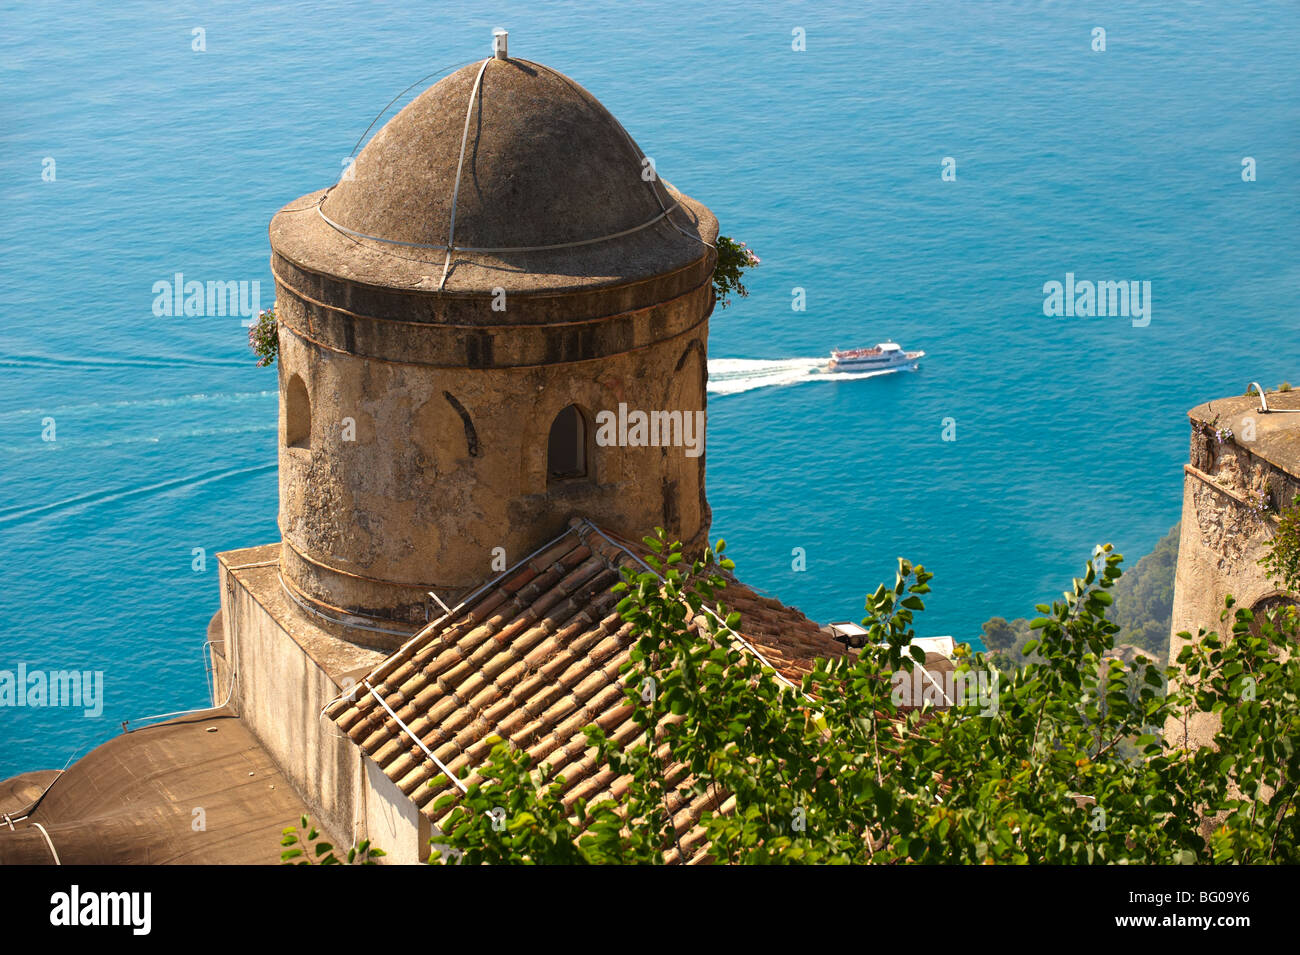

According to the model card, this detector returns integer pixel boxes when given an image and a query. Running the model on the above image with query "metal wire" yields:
[347,60,479,158]
[318,199,683,256]
[314,55,711,271]
[440,58,493,289]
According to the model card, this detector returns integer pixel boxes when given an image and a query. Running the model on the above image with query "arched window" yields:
[548,404,587,483]
[285,374,311,450]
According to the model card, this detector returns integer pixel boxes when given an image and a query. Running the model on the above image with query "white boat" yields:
[826,341,924,372]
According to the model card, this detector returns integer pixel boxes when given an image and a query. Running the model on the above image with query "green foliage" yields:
[429,741,603,865]
[1261,496,1300,596]
[248,306,278,367]
[712,236,759,309]
[983,617,1040,668]
[427,534,1300,864]
[1107,522,1179,657]
[280,815,385,865]
[986,524,1180,666]
[981,616,1018,653]
[1175,598,1300,862]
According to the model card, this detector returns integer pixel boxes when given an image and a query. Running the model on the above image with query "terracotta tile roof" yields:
[324,517,845,861]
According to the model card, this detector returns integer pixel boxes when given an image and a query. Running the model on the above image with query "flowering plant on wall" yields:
[1193,414,1234,447]
[1244,487,1273,519]
[713,236,760,309]
[249,306,278,367]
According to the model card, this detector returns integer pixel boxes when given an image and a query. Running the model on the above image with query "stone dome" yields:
[271,56,716,297]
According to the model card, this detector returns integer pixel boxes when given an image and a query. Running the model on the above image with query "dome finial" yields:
[492,28,508,60]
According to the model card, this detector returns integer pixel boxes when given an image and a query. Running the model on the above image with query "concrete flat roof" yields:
[0,710,316,864]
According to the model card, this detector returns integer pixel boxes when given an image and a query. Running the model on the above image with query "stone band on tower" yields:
[267,52,719,628]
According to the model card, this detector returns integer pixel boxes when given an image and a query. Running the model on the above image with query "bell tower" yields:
[267,46,718,628]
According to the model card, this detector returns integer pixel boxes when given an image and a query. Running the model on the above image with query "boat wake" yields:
[0,391,276,422]
[0,423,277,456]
[707,358,915,396]
[0,462,277,526]
[0,354,248,370]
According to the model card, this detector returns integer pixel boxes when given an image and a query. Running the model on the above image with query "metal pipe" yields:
[1249,381,1300,413]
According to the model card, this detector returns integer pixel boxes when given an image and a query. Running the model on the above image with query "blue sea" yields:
[2,1,1297,777]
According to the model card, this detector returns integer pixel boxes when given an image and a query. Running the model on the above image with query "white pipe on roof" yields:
[364,680,469,795]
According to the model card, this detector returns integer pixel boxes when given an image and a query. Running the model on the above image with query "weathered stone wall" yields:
[1168,405,1300,749]
[272,272,713,625]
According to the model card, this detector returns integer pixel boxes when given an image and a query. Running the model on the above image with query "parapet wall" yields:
[213,544,389,851]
